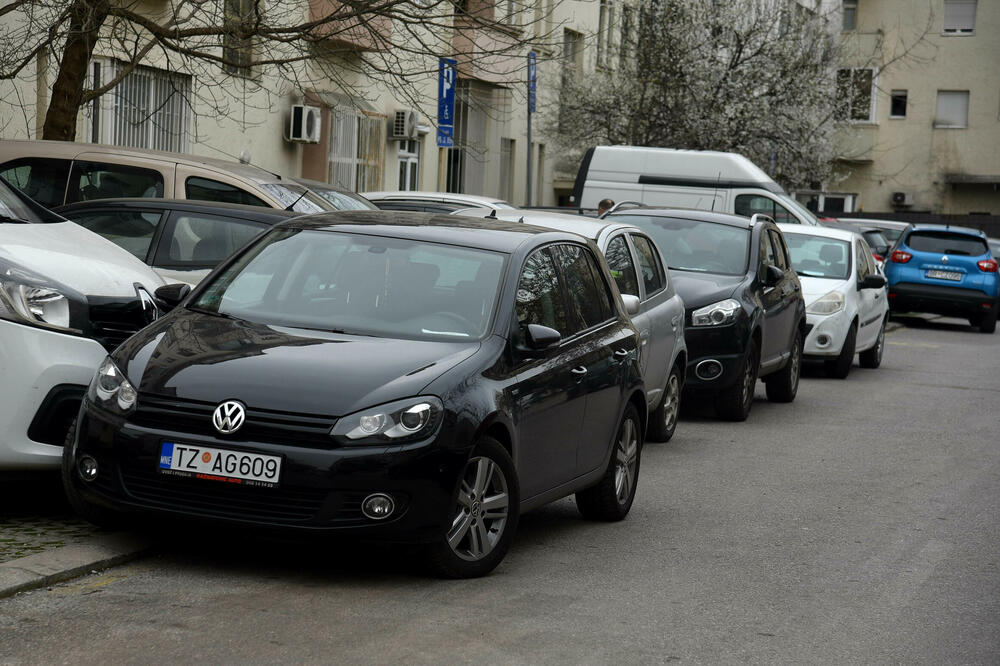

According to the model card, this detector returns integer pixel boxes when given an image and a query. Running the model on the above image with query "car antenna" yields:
[711,171,721,211]
[285,191,308,211]
[487,208,497,218]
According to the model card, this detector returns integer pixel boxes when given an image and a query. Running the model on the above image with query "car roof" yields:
[281,210,589,252]
[447,207,641,241]
[606,207,757,229]
[0,139,283,183]
[54,198,300,220]
[777,223,859,243]
[908,224,985,237]
[361,191,513,207]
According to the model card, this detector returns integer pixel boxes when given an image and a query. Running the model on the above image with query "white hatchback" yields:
[0,178,165,469]
[778,224,889,379]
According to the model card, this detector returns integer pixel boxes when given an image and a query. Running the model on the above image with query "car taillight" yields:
[977,259,998,272]
[873,253,885,262]
[890,250,912,263]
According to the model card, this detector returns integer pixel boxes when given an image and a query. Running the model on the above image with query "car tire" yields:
[715,342,758,422]
[825,322,856,379]
[60,417,127,530]
[764,329,802,403]
[424,437,519,579]
[859,317,887,368]
[979,306,997,334]
[648,365,682,442]
[576,403,642,521]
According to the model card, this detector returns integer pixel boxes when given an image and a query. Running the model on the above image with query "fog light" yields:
[78,455,99,482]
[362,493,395,520]
[695,359,723,380]
[816,335,830,347]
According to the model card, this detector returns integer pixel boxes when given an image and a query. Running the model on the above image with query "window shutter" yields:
[935,91,969,127]
[943,0,976,32]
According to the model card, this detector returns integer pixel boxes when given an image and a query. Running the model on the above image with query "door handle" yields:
[571,366,588,375]
[613,349,630,360]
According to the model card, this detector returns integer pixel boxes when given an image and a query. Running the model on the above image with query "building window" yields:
[223,0,254,76]
[84,60,190,152]
[397,139,420,191]
[499,138,515,202]
[889,90,908,118]
[597,0,615,68]
[935,90,970,128]
[559,29,583,129]
[328,108,386,191]
[943,0,976,34]
[835,68,875,122]
[446,80,490,194]
[842,0,857,31]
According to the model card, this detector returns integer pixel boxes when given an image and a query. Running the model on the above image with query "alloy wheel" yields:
[614,418,639,504]
[447,456,510,562]
[661,373,680,434]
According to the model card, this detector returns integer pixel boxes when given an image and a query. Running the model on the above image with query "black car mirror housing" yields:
[762,264,784,287]
[525,324,562,350]
[155,283,191,311]
[860,273,887,290]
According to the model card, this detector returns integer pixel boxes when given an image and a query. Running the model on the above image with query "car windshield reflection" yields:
[783,234,851,279]
[614,215,749,275]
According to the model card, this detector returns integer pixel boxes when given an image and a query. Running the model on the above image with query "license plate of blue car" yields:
[158,441,281,488]
[926,269,961,281]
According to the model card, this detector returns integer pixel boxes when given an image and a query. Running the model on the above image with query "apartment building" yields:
[809,0,1000,215]
[0,1,613,207]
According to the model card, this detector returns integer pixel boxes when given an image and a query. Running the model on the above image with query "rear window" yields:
[906,231,987,256]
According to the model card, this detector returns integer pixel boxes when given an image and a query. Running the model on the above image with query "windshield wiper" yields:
[0,214,30,224]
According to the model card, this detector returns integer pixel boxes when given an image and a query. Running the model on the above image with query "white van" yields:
[574,146,820,226]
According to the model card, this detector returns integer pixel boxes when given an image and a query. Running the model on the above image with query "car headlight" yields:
[807,290,845,315]
[691,298,741,327]
[0,272,76,332]
[330,396,444,446]
[88,357,138,414]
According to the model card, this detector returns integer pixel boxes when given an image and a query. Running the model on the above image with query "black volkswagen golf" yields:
[607,209,805,421]
[64,211,646,578]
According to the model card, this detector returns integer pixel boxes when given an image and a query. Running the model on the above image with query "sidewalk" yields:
[0,473,151,599]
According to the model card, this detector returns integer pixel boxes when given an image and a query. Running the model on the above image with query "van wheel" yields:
[716,343,758,421]
[576,404,642,521]
[648,366,682,442]
[825,323,856,379]
[61,418,127,530]
[424,437,519,578]
[764,330,801,403]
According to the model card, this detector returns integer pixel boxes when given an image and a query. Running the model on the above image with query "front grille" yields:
[87,294,154,352]
[120,463,328,523]
[130,394,338,448]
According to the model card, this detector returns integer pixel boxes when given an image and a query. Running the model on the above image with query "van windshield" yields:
[614,215,749,275]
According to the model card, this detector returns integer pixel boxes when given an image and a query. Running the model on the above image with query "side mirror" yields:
[525,323,561,350]
[620,294,641,316]
[860,273,887,290]
[762,264,784,287]
[155,283,191,311]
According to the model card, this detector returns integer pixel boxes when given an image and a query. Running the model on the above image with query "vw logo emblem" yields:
[212,400,246,434]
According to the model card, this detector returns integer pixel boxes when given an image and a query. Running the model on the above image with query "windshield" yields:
[308,186,377,211]
[780,195,821,226]
[259,183,334,214]
[0,178,45,223]
[783,233,851,279]
[613,214,749,275]
[192,229,506,341]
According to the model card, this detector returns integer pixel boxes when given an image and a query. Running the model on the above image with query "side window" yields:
[185,177,269,207]
[604,234,641,298]
[855,240,871,279]
[553,244,615,334]
[734,194,774,219]
[515,248,568,336]
[0,158,71,207]
[771,201,796,224]
[155,213,266,267]
[66,161,164,204]
[759,229,778,269]
[631,234,665,295]
[767,231,789,270]
[68,210,162,261]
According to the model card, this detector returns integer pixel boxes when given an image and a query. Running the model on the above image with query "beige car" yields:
[0,139,334,213]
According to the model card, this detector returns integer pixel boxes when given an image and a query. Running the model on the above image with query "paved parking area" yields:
[0,474,99,564]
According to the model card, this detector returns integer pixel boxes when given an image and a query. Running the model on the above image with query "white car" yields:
[456,207,688,441]
[778,224,889,379]
[0,178,166,470]
[362,191,516,212]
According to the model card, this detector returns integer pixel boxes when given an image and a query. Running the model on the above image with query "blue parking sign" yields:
[438,58,457,126]
[436,125,454,148]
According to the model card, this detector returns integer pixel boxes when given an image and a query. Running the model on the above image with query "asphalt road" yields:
[1,315,998,664]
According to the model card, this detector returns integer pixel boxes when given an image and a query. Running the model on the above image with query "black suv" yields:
[607,209,806,420]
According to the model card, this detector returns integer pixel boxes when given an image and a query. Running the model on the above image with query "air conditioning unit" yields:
[891,191,914,207]
[286,105,321,144]
[389,110,419,141]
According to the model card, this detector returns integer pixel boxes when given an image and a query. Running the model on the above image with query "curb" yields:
[0,532,152,600]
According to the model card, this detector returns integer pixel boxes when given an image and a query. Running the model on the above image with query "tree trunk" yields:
[41,0,110,141]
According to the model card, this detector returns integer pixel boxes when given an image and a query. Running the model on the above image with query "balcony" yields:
[451,0,521,86]
[308,0,392,52]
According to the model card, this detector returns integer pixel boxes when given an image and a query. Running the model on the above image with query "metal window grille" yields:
[327,107,385,191]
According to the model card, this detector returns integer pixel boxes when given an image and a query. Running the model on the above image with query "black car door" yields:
[767,228,801,357]
[757,227,791,367]
[509,246,589,501]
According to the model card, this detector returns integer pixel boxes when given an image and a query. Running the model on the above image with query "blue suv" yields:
[884,225,999,333]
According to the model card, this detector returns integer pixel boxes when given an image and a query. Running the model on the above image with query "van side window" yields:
[0,158,71,208]
[735,194,773,219]
[604,234,641,298]
[631,234,665,296]
[66,161,164,204]
[772,201,796,224]
[186,177,269,207]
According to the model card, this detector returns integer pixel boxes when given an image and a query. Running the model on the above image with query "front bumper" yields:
[682,320,749,390]
[68,398,469,541]
[803,309,852,358]
[0,318,108,469]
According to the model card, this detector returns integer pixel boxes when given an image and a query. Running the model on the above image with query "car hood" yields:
[119,309,481,416]
[669,271,745,310]
[0,221,164,297]
[798,276,849,306]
